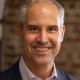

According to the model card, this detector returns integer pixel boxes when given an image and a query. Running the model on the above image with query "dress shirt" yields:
[19,56,57,80]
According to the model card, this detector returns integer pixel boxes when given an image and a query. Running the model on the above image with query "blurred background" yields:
[0,0,80,79]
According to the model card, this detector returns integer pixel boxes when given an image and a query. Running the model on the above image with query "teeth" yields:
[35,48,49,51]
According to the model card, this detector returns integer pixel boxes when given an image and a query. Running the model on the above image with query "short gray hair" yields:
[19,0,64,28]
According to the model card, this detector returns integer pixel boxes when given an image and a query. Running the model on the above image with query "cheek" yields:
[51,34,61,46]
[24,34,37,45]
[22,34,35,53]
[55,32,62,43]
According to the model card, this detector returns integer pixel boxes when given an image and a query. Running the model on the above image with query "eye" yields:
[26,25,39,33]
[47,26,58,33]
[29,27,39,32]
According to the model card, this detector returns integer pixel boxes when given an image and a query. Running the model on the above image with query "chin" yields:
[33,56,54,66]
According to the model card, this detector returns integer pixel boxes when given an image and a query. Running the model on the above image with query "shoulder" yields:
[57,69,76,80]
[0,61,21,80]
[0,67,12,80]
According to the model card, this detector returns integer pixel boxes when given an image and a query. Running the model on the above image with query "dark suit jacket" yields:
[0,61,76,80]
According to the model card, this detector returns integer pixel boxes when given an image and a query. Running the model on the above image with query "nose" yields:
[36,31,48,44]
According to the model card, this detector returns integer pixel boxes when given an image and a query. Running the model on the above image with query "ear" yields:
[16,24,22,38]
[61,25,66,42]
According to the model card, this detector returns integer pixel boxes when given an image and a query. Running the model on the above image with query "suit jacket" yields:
[0,61,76,80]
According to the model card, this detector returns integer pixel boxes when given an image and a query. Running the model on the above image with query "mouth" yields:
[33,47,52,52]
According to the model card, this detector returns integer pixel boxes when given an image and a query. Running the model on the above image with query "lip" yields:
[33,47,52,52]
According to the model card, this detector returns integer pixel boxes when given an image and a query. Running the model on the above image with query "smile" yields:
[33,47,52,51]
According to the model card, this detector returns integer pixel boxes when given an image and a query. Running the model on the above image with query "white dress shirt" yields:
[19,56,57,80]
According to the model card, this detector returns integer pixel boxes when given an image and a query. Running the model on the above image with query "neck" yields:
[24,59,54,79]
[33,63,54,79]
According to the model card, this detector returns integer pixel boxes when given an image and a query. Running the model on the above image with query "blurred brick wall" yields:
[0,0,80,80]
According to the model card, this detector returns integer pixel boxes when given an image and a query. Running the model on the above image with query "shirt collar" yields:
[19,56,57,80]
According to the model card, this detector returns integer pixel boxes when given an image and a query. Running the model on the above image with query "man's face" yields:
[18,2,65,66]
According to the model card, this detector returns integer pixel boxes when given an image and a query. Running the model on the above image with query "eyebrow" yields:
[26,25,39,28]
[48,25,58,27]
[25,24,58,28]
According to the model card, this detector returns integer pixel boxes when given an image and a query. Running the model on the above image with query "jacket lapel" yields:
[9,61,22,80]
[57,70,66,80]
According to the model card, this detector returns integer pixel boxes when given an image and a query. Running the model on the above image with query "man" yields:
[0,0,76,80]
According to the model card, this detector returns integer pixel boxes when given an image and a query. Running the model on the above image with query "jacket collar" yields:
[9,60,22,80]
[57,69,66,80]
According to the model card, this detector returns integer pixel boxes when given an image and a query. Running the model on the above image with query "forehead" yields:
[25,2,59,25]
[28,2,59,11]
[27,2,59,16]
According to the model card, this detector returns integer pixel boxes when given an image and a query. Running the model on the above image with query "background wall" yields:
[0,0,80,80]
